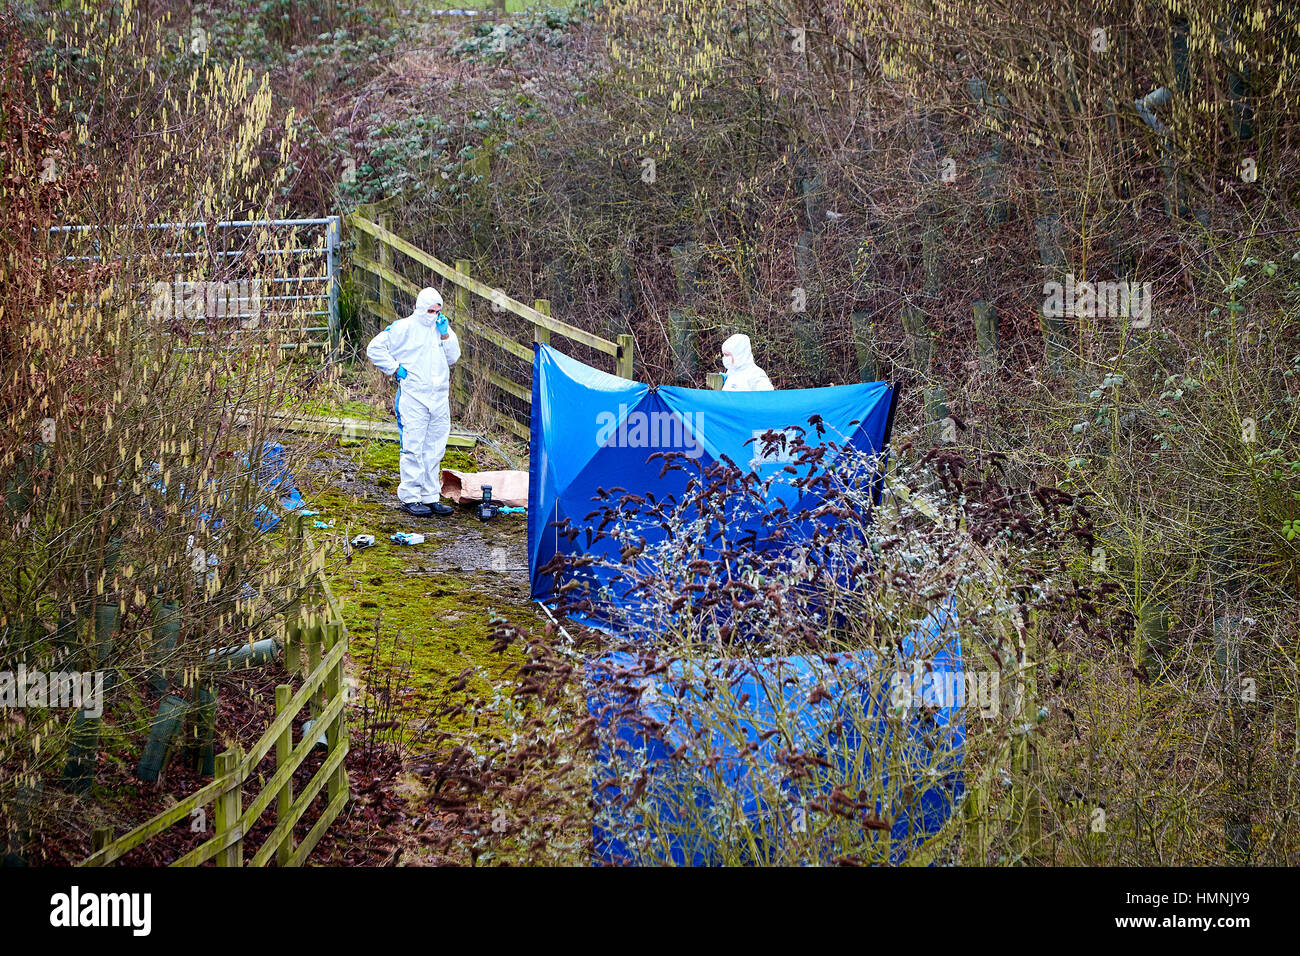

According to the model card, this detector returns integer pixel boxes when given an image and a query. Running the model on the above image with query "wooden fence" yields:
[347,209,634,440]
[79,529,350,867]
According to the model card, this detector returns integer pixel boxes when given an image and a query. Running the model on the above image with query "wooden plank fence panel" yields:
[465,320,532,361]
[241,692,346,836]
[251,743,348,867]
[347,213,620,355]
[80,774,234,867]
[171,816,245,869]
[288,785,349,867]
[275,684,294,867]
[234,408,477,449]
[79,550,351,869]
[347,211,633,442]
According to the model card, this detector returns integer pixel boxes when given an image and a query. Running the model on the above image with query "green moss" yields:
[360,440,399,473]
[290,432,593,864]
[353,437,475,477]
[303,437,535,745]
[302,398,387,421]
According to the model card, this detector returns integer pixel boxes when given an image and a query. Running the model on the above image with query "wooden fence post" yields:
[901,305,931,371]
[325,621,348,804]
[274,684,294,867]
[973,299,998,374]
[926,385,953,445]
[616,334,635,380]
[215,750,243,867]
[292,513,304,560]
[354,206,374,328]
[286,515,305,632]
[921,199,945,296]
[850,311,878,382]
[668,242,700,380]
[1024,741,1042,862]
[284,612,301,676]
[92,827,112,859]
[454,260,471,406]
[1009,733,1043,863]
[533,299,551,346]
[1033,205,1069,371]
[307,617,323,721]
[1009,734,1025,860]
[378,213,395,327]
[454,259,471,317]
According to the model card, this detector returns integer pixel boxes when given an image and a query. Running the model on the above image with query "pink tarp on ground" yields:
[440,468,528,507]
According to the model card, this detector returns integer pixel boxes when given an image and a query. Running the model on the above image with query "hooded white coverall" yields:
[366,288,461,505]
[721,333,774,391]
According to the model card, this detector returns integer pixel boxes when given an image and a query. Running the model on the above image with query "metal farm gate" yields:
[46,216,342,352]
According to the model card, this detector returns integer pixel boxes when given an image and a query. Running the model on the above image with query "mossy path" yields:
[293,430,557,863]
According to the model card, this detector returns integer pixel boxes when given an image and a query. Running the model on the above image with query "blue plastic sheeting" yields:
[588,597,964,865]
[252,504,281,532]
[143,443,298,534]
[528,344,896,615]
[526,346,961,863]
[245,441,295,494]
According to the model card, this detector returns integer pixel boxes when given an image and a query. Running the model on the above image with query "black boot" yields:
[401,502,432,517]
[424,501,454,516]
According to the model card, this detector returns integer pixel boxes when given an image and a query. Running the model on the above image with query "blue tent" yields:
[527,344,898,611]
[589,598,965,865]
[526,345,962,864]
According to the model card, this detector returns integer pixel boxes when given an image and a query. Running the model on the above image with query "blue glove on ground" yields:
[394,365,408,381]
[436,312,450,335]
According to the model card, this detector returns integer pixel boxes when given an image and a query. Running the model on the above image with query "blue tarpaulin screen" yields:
[527,343,897,607]
[526,344,961,864]
[590,598,965,865]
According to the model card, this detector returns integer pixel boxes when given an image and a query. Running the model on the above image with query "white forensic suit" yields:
[721,333,775,391]
[366,288,462,505]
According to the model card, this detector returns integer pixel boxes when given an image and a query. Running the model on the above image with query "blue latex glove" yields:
[435,311,450,336]
[394,365,408,381]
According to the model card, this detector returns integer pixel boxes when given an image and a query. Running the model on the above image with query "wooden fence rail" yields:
[346,210,633,439]
[80,543,350,867]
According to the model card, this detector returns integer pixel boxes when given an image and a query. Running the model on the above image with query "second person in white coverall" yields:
[366,287,461,517]
[720,333,774,391]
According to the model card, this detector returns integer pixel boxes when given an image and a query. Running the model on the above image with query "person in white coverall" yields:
[720,333,774,391]
[367,287,461,517]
